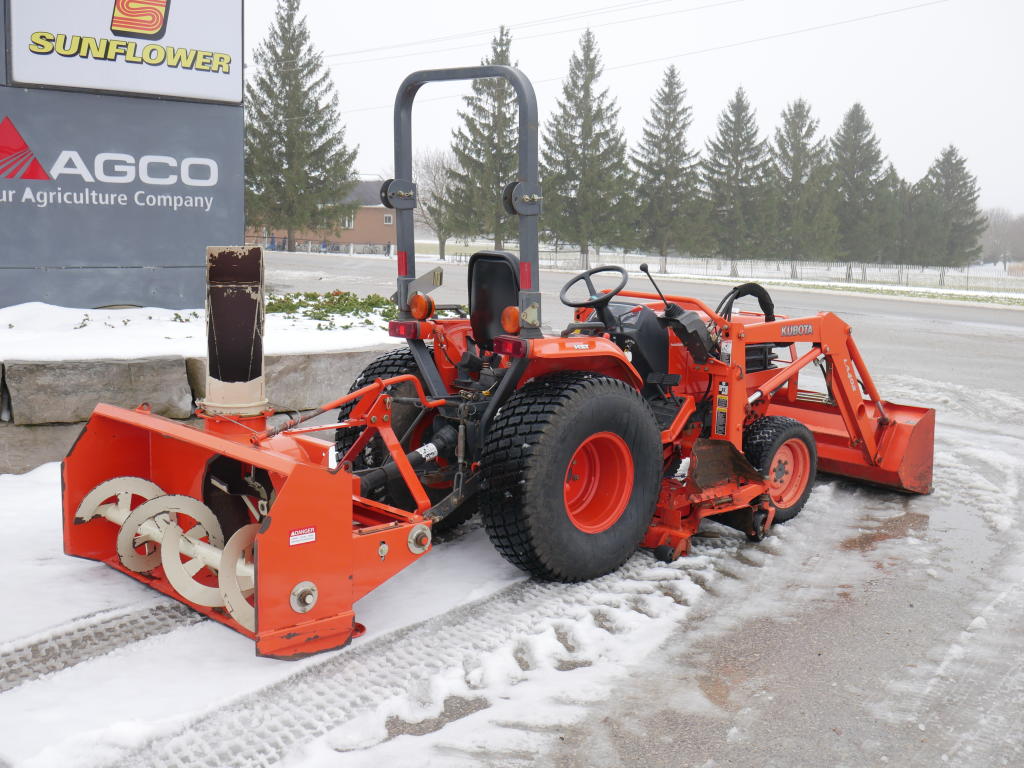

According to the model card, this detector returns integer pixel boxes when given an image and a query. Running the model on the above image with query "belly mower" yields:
[63,66,934,658]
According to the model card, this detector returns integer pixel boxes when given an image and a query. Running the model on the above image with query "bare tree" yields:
[415,149,459,262]
[981,208,1024,265]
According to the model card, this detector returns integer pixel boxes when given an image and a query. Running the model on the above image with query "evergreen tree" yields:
[772,99,838,271]
[701,87,773,265]
[245,0,357,251]
[631,65,700,272]
[874,163,910,264]
[415,149,459,262]
[448,26,518,249]
[542,30,632,268]
[916,145,987,265]
[831,103,885,262]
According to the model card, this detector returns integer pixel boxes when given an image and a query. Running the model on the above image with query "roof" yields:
[346,180,384,207]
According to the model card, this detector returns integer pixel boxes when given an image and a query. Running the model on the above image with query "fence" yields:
[535,250,1024,295]
[246,236,392,257]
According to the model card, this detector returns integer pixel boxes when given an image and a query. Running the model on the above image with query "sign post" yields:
[0,0,244,309]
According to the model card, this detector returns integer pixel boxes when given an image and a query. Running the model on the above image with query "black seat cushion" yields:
[468,251,520,350]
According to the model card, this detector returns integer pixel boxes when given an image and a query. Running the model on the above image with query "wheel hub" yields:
[768,438,811,508]
[563,431,634,533]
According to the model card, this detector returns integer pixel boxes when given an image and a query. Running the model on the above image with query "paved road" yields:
[266,250,1024,767]
[267,250,1024,394]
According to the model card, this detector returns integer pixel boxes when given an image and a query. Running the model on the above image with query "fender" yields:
[521,335,644,390]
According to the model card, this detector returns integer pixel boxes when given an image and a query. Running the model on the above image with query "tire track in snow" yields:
[868,418,1024,766]
[116,549,732,768]
[0,603,199,693]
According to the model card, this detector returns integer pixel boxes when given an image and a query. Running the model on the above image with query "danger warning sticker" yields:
[289,527,316,546]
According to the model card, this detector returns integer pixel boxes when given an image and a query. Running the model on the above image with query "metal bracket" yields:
[390,266,443,303]
[380,178,417,210]
[502,180,542,216]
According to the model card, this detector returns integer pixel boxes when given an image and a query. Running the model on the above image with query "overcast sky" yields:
[243,0,1022,215]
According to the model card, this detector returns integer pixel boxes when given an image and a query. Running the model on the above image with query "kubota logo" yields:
[0,117,51,181]
[110,0,171,42]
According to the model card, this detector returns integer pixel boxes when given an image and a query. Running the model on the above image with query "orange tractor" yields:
[63,66,934,658]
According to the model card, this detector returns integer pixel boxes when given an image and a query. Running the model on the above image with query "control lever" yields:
[638,263,682,318]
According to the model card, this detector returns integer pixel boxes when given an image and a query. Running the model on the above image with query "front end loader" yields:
[63,66,934,658]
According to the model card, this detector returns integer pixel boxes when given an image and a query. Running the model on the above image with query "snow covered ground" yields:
[1,372,1022,767]
[0,302,396,362]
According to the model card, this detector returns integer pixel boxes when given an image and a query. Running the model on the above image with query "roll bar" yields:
[381,65,544,336]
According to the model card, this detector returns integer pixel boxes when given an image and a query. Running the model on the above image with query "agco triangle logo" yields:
[0,118,51,181]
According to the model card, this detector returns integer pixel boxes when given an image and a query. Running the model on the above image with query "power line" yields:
[250,0,682,71]
[323,0,744,69]
[321,0,681,59]
[318,0,951,118]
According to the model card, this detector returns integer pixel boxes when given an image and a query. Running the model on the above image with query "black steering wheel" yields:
[559,265,629,309]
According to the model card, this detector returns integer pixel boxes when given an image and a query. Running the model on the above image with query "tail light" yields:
[389,320,432,339]
[493,335,530,358]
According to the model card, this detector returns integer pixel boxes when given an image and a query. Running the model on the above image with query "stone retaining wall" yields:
[0,345,392,474]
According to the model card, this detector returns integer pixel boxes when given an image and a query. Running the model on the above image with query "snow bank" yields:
[0,302,396,362]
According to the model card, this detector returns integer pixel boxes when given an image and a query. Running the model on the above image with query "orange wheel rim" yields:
[768,438,811,508]
[563,431,634,533]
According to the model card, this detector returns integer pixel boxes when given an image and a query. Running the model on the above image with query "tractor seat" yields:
[468,250,520,350]
[607,302,669,393]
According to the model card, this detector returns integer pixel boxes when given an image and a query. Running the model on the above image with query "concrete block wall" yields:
[0,345,393,474]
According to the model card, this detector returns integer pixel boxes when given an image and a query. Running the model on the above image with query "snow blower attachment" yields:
[64,246,438,658]
[63,67,935,659]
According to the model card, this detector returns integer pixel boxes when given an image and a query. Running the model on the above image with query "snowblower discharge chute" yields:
[63,67,934,659]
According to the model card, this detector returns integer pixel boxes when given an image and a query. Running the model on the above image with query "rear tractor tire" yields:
[335,346,474,533]
[480,373,662,582]
[743,416,817,524]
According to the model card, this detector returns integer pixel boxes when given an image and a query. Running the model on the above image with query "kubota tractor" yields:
[63,66,934,658]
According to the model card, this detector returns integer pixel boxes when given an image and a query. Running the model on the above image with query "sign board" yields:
[7,0,243,104]
[0,86,243,308]
[0,4,7,84]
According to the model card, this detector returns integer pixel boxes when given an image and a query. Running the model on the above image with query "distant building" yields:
[246,180,396,253]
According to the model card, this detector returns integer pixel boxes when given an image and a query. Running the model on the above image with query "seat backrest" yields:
[468,250,520,350]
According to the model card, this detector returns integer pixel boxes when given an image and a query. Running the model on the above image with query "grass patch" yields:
[266,291,397,330]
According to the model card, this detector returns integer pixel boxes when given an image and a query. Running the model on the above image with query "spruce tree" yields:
[448,26,518,249]
[772,99,838,271]
[245,0,357,251]
[874,163,910,264]
[542,30,632,268]
[701,87,773,265]
[831,103,885,262]
[917,145,987,265]
[631,65,700,273]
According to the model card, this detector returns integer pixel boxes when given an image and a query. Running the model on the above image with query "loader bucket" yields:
[63,403,433,658]
[768,397,935,494]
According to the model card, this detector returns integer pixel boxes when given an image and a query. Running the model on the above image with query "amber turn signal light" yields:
[409,292,435,320]
[500,305,521,334]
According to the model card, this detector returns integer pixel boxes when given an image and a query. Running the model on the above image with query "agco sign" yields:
[0,116,219,212]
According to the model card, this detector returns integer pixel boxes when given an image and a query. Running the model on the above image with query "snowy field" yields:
[1,372,1022,767]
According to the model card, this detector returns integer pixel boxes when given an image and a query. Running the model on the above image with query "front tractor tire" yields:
[743,416,817,523]
[480,373,661,582]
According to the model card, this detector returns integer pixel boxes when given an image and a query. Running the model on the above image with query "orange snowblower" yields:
[63,66,934,659]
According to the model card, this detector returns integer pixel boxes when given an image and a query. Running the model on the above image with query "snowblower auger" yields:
[62,66,935,659]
